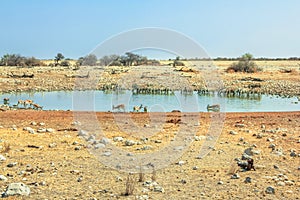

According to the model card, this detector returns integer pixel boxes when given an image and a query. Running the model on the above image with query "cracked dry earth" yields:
[0,110,299,199]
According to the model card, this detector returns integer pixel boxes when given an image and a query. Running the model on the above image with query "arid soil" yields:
[0,110,299,199]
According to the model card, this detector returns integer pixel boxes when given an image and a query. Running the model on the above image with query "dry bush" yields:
[151,168,157,182]
[138,166,145,182]
[0,142,11,153]
[227,162,239,175]
[124,173,135,196]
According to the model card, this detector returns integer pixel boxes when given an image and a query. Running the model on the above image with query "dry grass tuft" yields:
[227,162,239,175]
[124,173,135,196]
[0,142,11,153]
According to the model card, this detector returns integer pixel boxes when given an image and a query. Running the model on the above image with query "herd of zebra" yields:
[2,98,43,110]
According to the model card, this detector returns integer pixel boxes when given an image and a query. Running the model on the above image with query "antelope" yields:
[112,104,125,112]
[17,99,33,108]
[207,104,220,112]
[31,103,43,110]
[133,104,143,112]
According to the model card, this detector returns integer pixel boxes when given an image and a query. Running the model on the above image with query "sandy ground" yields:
[0,110,299,199]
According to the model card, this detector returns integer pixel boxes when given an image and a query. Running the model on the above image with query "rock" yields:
[273,165,279,169]
[244,148,253,156]
[37,128,46,133]
[30,121,37,126]
[113,137,123,142]
[48,143,57,148]
[74,146,81,151]
[23,127,35,134]
[235,124,245,128]
[78,130,88,137]
[77,177,83,182]
[244,177,252,183]
[136,195,149,200]
[102,152,111,157]
[269,144,276,149]
[46,128,54,133]
[173,146,184,151]
[144,124,150,128]
[265,186,275,194]
[229,130,238,135]
[100,137,110,145]
[239,137,244,142]
[290,152,297,157]
[154,140,162,143]
[256,133,263,139]
[141,146,152,150]
[2,182,30,197]
[284,180,295,186]
[38,122,45,126]
[94,143,105,149]
[0,154,6,161]
[71,121,81,126]
[0,175,8,181]
[177,160,185,166]
[193,166,199,170]
[252,150,261,155]
[217,181,224,185]
[125,140,136,146]
[242,153,252,160]
[231,173,240,179]
[153,186,164,193]
[7,162,17,168]
[298,166,300,170]
[115,176,123,182]
[267,138,274,142]
[261,124,266,129]
[180,179,187,184]
[277,181,285,186]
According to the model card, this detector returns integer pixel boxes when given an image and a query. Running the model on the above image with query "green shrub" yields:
[227,53,262,73]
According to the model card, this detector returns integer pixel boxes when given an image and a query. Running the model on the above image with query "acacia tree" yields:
[82,54,97,66]
[54,53,64,66]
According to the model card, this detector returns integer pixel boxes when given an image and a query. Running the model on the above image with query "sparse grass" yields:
[0,142,11,153]
[124,173,135,196]
[138,166,145,182]
[151,168,157,182]
[227,161,239,175]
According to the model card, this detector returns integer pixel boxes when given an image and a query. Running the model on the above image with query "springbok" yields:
[133,104,143,112]
[17,100,33,108]
[31,103,43,110]
[207,104,220,112]
[112,104,125,112]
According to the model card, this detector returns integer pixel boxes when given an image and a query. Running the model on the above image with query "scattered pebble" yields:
[113,137,123,142]
[217,181,224,185]
[125,140,136,146]
[231,173,240,179]
[244,177,252,183]
[0,175,8,181]
[229,130,238,135]
[0,154,6,161]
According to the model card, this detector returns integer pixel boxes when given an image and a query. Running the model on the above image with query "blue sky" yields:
[0,0,299,59]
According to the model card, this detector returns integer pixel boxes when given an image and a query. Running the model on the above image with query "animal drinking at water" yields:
[112,104,126,112]
[133,104,143,112]
[207,104,220,112]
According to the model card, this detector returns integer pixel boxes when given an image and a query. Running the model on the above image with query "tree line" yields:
[0,52,160,67]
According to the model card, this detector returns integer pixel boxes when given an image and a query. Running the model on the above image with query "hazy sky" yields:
[0,0,299,59]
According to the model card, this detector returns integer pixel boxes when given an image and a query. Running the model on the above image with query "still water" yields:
[1,90,299,112]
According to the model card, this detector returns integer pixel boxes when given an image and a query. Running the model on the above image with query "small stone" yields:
[229,130,238,135]
[125,140,136,146]
[261,125,266,129]
[115,176,123,182]
[7,162,17,168]
[46,128,54,133]
[239,137,244,142]
[244,177,252,183]
[0,175,8,181]
[0,154,6,161]
[256,133,263,139]
[94,143,105,149]
[37,128,46,133]
[30,121,37,126]
[277,181,285,186]
[38,122,45,126]
[74,146,81,151]
[78,130,88,137]
[2,182,30,197]
[235,124,245,128]
[144,124,150,128]
[102,152,111,157]
[48,143,57,148]
[177,160,185,166]
[72,141,79,145]
[269,144,276,149]
[284,181,295,186]
[267,138,274,142]
[77,177,83,182]
[180,179,187,184]
[290,152,297,157]
[273,165,279,169]
[141,146,152,150]
[100,137,110,145]
[113,137,123,142]
[154,140,162,143]
[265,186,275,194]
[193,166,199,170]
[153,185,164,193]
[217,181,224,185]
[231,173,240,179]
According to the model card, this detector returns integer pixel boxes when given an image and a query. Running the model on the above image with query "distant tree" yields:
[82,54,97,66]
[226,53,261,73]
[100,54,120,66]
[24,57,43,66]
[173,56,185,67]
[54,53,64,66]
[0,54,25,66]
[60,60,71,67]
